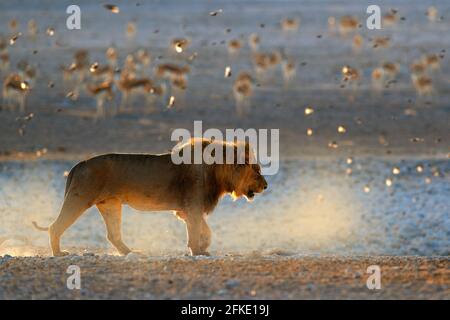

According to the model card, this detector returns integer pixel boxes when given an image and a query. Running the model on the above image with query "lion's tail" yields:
[0,235,32,246]
[32,221,49,231]
[0,236,9,246]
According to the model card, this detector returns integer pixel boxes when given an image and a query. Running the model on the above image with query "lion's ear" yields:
[233,163,246,173]
[245,143,258,164]
[245,143,251,161]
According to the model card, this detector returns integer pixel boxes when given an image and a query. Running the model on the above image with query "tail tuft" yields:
[0,236,8,246]
[0,235,31,246]
[32,221,49,231]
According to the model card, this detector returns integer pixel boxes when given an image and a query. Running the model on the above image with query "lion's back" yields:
[66,153,177,197]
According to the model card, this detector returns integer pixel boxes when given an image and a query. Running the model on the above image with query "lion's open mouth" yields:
[246,190,255,199]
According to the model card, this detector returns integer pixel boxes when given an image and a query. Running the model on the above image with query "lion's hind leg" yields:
[49,193,91,256]
[97,198,131,256]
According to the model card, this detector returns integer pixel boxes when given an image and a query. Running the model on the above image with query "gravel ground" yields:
[0,254,448,299]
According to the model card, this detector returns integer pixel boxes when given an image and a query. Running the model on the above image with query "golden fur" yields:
[33,138,267,256]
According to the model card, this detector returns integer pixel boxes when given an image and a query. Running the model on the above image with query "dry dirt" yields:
[0,253,448,299]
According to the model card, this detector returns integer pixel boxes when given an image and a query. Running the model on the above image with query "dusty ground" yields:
[0,253,448,299]
[1,156,449,258]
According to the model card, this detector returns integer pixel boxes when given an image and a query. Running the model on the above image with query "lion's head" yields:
[172,138,268,209]
[231,162,267,201]
[209,139,267,201]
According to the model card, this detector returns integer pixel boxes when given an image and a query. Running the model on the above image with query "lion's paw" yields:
[190,251,211,257]
[54,251,70,257]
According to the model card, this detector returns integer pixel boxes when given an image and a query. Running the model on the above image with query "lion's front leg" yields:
[185,213,211,256]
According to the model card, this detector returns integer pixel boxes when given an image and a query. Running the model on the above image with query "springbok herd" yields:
[0,5,445,119]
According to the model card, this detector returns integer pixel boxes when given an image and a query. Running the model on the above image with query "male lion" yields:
[33,138,267,256]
